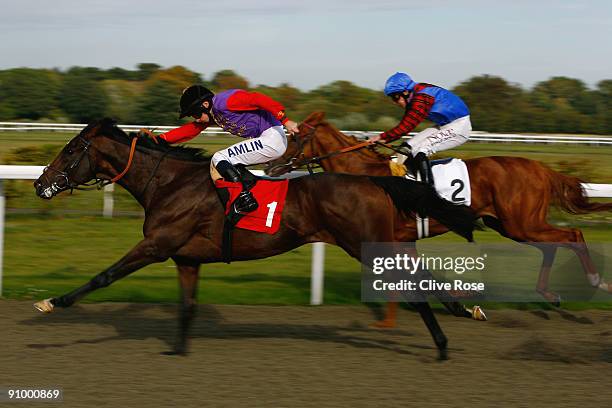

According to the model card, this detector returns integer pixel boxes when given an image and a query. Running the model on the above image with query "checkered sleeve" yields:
[380,93,435,142]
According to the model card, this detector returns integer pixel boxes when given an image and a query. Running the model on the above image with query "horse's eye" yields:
[67,148,74,154]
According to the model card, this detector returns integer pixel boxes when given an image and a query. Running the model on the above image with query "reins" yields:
[110,136,138,183]
[374,141,412,156]
[76,136,139,190]
[271,123,375,174]
[44,135,141,194]
[273,122,407,174]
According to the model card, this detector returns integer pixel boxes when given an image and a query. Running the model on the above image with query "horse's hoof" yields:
[599,281,612,293]
[33,299,54,314]
[370,320,397,329]
[470,305,487,321]
[437,349,449,361]
[161,349,188,357]
[538,290,561,305]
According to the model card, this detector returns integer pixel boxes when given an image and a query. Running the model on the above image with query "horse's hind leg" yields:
[484,215,567,304]
[503,222,606,302]
[533,244,560,305]
[564,229,611,292]
[167,260,201,356]
[529,228,608,301]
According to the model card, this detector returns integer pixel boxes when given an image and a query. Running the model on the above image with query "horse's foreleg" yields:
[411,301,448,360]
[376,245,484,328]
[168,261,201,356]
[34,239,170,312]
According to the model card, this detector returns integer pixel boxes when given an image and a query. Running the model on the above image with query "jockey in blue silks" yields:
[369,72,471,185]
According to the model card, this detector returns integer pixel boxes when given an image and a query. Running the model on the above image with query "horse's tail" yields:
[548,169,612,214]
[369,176,477,242]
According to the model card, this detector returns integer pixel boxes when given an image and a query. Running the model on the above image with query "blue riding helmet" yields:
[384,72,416,96]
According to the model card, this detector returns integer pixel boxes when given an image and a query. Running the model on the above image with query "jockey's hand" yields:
[398,141,412,154]
[368,134,383,144]
[138,128,160,144]
[284,120,299,135]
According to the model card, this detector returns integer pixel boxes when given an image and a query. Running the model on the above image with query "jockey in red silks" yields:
[157,85,299,213]
[369,72,471,186]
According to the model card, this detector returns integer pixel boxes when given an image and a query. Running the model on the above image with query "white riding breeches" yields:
[211,126,288,167]
[407,115,472,157]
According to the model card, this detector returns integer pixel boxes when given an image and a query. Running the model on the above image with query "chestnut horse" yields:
[266,112,612,326]
[32,118,478,359]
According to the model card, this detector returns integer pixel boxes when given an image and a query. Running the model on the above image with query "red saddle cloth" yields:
[215,179,289,234]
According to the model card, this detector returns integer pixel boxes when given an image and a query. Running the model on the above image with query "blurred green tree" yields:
[453,75,528,132]
[135,63,162,81]
[0,68,61,120]
[102,79,143,122]
[253,83,304,113]
[132,66,203,124]
[59,72,110,122]
[593,80,612,134]
[211,70,249,90]
[132,79,183,125]
[530,77,593,133]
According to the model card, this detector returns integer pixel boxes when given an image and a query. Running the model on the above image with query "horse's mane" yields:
[314,120,391,162]
[84,118,210,163]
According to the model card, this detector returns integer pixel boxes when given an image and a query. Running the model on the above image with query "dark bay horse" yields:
[32,118,477,359]
[266,112,612,326]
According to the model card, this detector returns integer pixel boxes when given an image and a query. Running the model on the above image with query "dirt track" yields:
[0,301,611,407]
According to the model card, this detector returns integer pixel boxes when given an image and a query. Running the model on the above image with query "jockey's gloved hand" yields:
[138,128,160,144]
[398,142,412,154]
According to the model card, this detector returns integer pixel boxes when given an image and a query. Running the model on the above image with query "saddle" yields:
[389,158,470,204]
[215,165,290,262]
[389,158,471,239]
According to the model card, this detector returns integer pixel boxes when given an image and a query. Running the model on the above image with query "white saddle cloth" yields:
[431,158,471,206]
[405,158,471,206]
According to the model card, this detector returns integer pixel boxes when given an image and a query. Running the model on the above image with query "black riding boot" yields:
[414,152,434,187]
[216,160,258,213]
[406,152,418,179]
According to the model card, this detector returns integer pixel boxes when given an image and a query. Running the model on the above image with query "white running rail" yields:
[1,122,612,145]
[0,167,610,300]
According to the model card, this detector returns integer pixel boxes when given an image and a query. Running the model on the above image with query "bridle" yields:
[265,123,319,175]
[291,122,320,175]
[41,135,139,197]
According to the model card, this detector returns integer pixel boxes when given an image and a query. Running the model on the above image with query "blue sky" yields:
[1,0,610,90]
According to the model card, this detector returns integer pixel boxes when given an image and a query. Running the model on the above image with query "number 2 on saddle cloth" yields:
[214,179,289,234]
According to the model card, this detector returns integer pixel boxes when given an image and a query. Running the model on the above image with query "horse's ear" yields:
[303,111,326,126]
[100,117,115,128]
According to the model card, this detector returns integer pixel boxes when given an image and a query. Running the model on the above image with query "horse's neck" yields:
[100,141,212,208]
[315,127,390,175]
